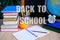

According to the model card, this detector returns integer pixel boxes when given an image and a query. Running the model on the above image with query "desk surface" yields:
[0,19,60,40]
[0,24,60,40]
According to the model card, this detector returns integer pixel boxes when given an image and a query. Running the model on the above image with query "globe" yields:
[46,0,60,16]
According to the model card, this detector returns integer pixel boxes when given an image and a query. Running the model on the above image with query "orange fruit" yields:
[19,22,27,29]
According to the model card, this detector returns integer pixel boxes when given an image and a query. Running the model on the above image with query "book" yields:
[1,24,18,29]
[45,21,60,29]
[3,13,18,16]
[3,20,18,25]
[3,18,17,21]
[1,17,19,32]
[1,6,19,32]
[3,15,17,18]
[1,6,18,13]
[3,17,19,25]
[1,28,19,32]
[43,26,60,33]
[12,25,49,40]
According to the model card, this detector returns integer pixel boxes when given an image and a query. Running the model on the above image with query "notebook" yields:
[12,25,49,40]
[45,21,60,29]
[43,26,60,33]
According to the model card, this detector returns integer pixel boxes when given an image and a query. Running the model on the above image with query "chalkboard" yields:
[0,0,21,19]
[25,0,60,19]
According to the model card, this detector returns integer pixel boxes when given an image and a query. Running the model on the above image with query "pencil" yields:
[32,30,47,33]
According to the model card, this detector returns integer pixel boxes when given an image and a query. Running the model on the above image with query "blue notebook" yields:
[45,21,60,29]
[1,6,19,13]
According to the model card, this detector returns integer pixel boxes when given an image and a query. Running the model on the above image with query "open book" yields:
[12,25,49,40]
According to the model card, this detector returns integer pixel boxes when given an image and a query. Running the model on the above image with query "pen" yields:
[26,29,38,37]
[32,30,47,33]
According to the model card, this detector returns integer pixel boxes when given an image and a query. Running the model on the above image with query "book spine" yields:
[0,28,19,32]
[3,18,17,21]
[3,13,18,16]
[3,21,18,24]
[1,24,18,28]
[3,17,19,25]
[3,16,17,18]
[3,12,18,14]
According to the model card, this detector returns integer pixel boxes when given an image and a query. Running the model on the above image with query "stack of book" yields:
[1,6,19,32]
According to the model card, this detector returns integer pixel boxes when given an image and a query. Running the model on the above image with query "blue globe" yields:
[46,0,60,16]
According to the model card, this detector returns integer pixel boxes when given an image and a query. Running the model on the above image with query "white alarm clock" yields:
[48,15,56,23]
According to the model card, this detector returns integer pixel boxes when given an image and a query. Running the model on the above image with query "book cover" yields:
[1,6,17,13]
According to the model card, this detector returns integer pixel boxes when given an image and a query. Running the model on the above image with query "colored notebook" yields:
[43,26,60,33]
[45,21,60,29]
[12,25,49,40]
[1,6,16,13]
